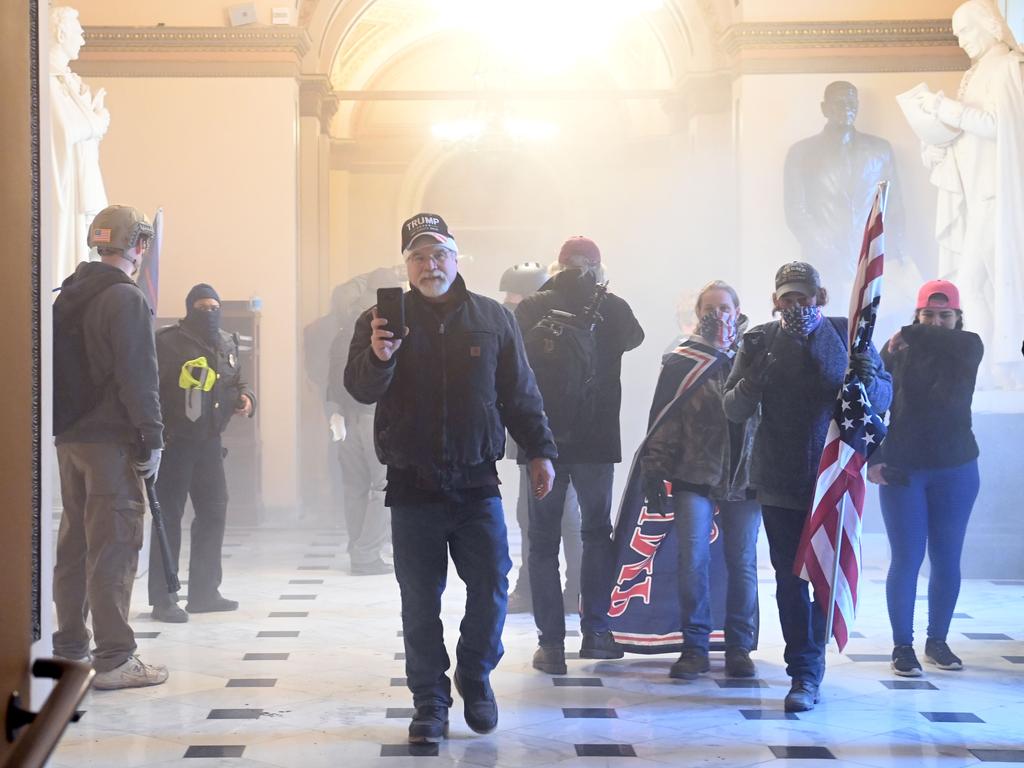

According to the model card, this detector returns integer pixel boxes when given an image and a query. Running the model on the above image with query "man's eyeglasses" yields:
[406,248,454,267]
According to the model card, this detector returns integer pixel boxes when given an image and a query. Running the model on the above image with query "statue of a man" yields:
[784,81,905,302]
[50,6,110,286]
[915,0,1024,383]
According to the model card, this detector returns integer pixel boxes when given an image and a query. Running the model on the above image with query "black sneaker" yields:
[408,705,449,743]
[891,644,923,677]
[924,639,963,670]
[507,589,532,614]
[453,671,498,734]
[152,602,189,623]
[669,646,710,680]
[724,647,756,678]
[185,594,239,613]
[784,678,820,712]
[579,631,624,660]
[532,645,567,675]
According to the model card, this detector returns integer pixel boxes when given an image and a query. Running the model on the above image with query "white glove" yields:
[133,448,163,480]
[329,413,347,442]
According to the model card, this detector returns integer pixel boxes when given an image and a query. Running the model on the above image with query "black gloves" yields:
[642,475,669,511]
[739,352,776,399]
[850,352,876,385]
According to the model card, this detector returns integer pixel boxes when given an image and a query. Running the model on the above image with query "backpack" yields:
[52,272,132,435]
[523,282,608,446]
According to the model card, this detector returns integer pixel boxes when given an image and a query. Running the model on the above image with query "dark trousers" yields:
[391,497,512,708]
[762,504,826,683]
[54,442,145,673]
[148,435,228,606]
[879,459,979,646]
[528,463,615,646]
[338,412,388,566]
[512,466,583,600]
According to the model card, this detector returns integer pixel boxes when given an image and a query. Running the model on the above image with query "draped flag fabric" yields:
[607,338,728,653]
[138,207,162,314]
[793,185,888,651]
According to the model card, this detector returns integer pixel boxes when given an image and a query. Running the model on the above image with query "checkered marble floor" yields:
[51,526,1024,768]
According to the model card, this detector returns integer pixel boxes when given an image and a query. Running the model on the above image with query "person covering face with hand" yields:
[724,261,891,713]
[344,213,557,746]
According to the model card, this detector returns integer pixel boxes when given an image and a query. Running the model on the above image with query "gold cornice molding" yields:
[300,74,339,132]
[76,25,312,77]
[720,19,969,74]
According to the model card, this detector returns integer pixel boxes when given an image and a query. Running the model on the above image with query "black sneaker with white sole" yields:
[891,644,923,677]
[924,638,963,670]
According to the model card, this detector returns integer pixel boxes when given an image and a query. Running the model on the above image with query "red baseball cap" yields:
[558,236,601,268]
[916,279,960,310]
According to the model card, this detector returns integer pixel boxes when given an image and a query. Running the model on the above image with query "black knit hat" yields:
[186,283,220,312]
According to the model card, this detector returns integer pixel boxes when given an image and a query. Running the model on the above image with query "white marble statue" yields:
[912,0,1024,387]
[50,6,109,287]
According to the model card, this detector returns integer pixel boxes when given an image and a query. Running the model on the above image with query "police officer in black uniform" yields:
[149,283,256,622]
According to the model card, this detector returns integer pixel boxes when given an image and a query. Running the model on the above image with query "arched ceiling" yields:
[305,0,717,139]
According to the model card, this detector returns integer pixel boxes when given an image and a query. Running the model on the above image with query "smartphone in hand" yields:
[376,287,405,337]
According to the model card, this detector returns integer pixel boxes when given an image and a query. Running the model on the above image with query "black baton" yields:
[144,475,181,594]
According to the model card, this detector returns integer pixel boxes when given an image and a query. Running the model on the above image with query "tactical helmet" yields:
[87,205,154,252]
[499,261,548,296]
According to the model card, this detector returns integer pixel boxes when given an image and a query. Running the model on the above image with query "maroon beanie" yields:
[558,236,601,268]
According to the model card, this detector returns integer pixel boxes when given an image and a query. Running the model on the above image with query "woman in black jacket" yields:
[868,280,983,677]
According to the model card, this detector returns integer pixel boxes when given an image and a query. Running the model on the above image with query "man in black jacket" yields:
[515,237,645,675]
[724,261,892,712]
[345,213,556,744]
[53,204,168,689]
[148,283,255,622]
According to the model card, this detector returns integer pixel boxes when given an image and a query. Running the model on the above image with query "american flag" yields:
[793,183,889,651]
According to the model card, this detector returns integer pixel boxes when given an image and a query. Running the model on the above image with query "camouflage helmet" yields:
[499,261,548,297]
[87,205,154,252]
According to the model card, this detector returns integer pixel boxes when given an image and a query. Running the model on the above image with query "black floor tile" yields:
[257,631,300,638]
[386,708,416,718]
[222,542,242,547]
[563,708,617,718]
[565,652,581,660]
[222,554,232,559]
[921,711,985,723]
[381,744,438,757]
[553,678,603,687]
[846,654,891,662]
[311,542,336,547]
[916,595,928,600]
[280,594,317,600]
[226,678,277,688]
[1004,656,1024,664]
[243,653,289,661]
[849,631,866,638]
[397,630,403,637]
[184,745,245,758]
[882,680,938,690]
[208,709,262,720]
[135,632,160,639]
[740,709,798,720]
[971,749,1024,762]
[289,579,324,584]
[963,632,1013,640]
[297,566,330,571]
[391,677,407,686]
[304,553,335,558]
[991,579,1024,585]
[566,630,580,638]
[395,653,405,660]
[714,679,768,688]
[770,745,835,759]
[269,612,309,618]
[952,613,973,619]
[574,744,636,757]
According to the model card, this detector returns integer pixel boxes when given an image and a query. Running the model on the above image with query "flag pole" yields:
[825,180,890,646]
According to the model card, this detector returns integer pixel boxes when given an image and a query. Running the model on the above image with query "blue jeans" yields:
[879,459,979,646]
[528,463,615,645]
[762,505,827,683]
[391,497,512,708]
[674,492,761,651]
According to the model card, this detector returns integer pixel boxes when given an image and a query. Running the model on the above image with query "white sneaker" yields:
[92,655,168,690]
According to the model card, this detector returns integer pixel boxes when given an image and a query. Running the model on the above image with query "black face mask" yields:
[185,307,221,343]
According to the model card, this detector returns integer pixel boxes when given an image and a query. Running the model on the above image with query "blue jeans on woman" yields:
[879,459,979,646]
[673,492,761,651]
